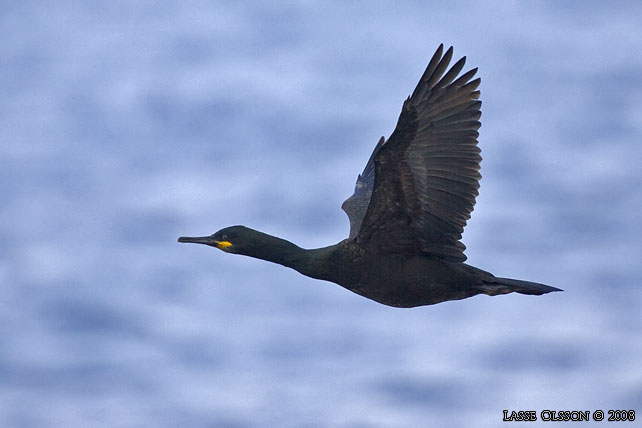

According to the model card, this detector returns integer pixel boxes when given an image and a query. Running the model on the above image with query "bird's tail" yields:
[475,277,562,296]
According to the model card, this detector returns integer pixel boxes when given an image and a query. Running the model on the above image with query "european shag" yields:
[179,44,560,308]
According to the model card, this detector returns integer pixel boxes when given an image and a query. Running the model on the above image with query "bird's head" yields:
[178,225,252,254]
[179,225,301,266]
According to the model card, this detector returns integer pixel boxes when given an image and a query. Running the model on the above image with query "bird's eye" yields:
[221,234,228,241]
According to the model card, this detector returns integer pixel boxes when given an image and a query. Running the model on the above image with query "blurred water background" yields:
[2,1,642,427]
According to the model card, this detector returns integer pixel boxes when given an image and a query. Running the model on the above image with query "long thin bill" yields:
[177,236,213,245]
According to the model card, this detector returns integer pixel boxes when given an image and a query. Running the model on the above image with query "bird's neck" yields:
[244,231,335,280]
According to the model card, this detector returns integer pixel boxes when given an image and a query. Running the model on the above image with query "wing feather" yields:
[351,45,483,262]
[341,136,387,239]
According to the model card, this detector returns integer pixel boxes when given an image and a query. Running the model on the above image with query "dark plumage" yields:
[179,44,561,308]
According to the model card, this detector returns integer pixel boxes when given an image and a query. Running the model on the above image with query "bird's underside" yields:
[308,239,559,308]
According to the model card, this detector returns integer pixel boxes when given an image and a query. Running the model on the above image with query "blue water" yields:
[2,1,641,427]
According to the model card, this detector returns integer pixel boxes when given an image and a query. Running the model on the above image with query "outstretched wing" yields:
[341,136,386,239]
[354,44,482,262]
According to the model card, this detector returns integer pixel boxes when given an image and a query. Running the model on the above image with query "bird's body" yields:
[179,44,560,307]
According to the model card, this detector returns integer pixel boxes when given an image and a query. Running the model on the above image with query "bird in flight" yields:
[179,44,560,307]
